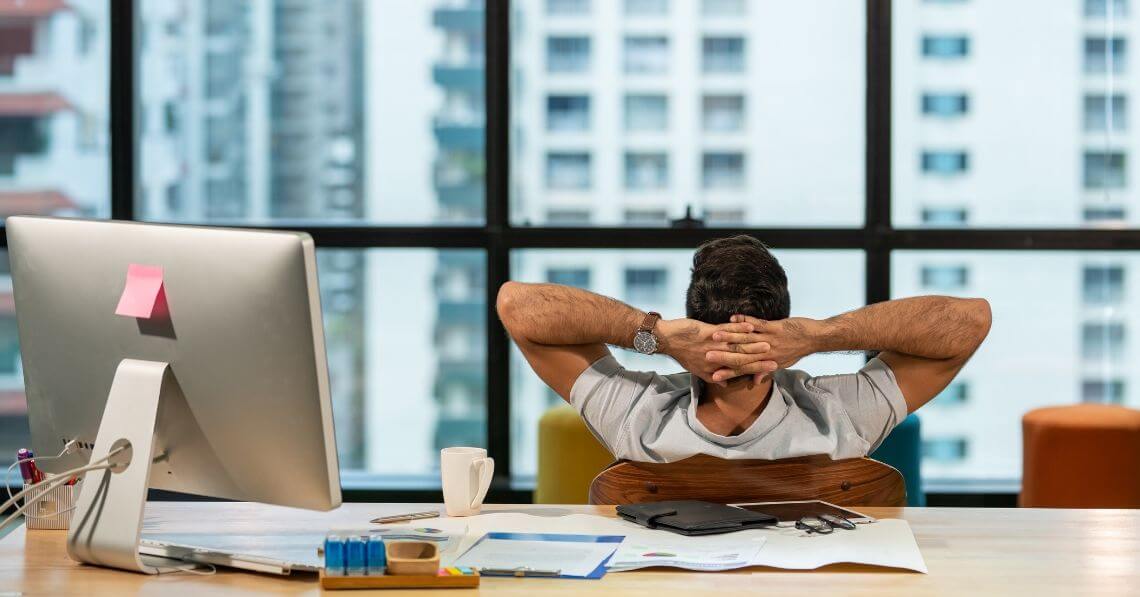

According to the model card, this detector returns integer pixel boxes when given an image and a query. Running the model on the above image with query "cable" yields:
[0,445,128,533]
[154,562,217,576]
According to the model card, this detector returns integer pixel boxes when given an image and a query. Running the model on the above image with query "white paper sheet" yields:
[452,537,619,577]
[748,519,927,573]
[608,531,767,571]
[385,512,927,574]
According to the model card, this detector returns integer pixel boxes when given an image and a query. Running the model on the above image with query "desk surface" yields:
[3,503,1138,596]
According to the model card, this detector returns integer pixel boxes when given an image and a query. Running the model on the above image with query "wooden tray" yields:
[319,570,480,590]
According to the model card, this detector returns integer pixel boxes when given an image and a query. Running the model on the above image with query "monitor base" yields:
[66,359,173,574]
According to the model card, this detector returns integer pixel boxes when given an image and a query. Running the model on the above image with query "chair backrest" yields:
[588,454,907,506]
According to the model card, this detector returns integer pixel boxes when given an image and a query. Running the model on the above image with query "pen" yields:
[479,567,562,578]
[370,510,440,524]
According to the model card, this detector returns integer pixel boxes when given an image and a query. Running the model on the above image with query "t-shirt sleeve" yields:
[807,356,908,453]
[568,354,659,455]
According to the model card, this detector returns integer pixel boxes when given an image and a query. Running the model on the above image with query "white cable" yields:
[0,445,128,532]
[6,445,71,504]
[154,562,217,576]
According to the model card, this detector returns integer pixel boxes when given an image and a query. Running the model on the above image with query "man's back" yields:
[570,355,908,463]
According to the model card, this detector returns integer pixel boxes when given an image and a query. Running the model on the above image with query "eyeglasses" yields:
[795,514,856,535]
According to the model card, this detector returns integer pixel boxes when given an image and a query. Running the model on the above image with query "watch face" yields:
[633,331,657,354]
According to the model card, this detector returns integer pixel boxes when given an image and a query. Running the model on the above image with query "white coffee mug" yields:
[440,447,494,517]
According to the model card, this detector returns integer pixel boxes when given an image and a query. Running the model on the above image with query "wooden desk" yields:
[2,503,1138,595]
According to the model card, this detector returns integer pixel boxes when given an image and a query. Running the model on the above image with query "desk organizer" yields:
[21,478,77,530]
[319,535,479,591]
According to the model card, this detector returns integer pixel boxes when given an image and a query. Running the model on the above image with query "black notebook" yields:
[616,500,778,536]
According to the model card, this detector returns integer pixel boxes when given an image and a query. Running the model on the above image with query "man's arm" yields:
[705,296,992,413]
[496,282,773,401]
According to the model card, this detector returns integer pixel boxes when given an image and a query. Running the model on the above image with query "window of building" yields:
[624,94,668,131]
[624,0,668,16]
[624,152,668,189]
[546,0,590,16]
[921,93,969,117]
[921,150,969,175]
[1085,0,1129,18]
[546,36,591,73]
[546,267,591,287]
[624,267,668,304]
[545,152,592,189]
[922,35,970,59]
[623,36,669,74]
[921,265,969,290]
[1081,322,1126,361]
[1084,151,1126,189]
[1084,205,1127,223]
[1082,379,1126,404]
[623,208,669,225]
[701,0,746,16]
[702,152,745,189]
[1084,37,1127,74]
[546,95,590,131]
[1084,94,1128,132]
[703,207,746,224]
[702,94,745,131]
[921,207,968,226]
[922,438,968,462]
[702,36,745,73]
[1083,265,1125,304]
[934,382,969,405]
[544,208,592,224]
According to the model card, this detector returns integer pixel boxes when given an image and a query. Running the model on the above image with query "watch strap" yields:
[638,311,661,333]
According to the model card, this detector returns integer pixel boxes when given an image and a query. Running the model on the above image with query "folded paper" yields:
[115,264,165,319]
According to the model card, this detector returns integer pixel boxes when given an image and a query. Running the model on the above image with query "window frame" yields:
[8,0,1140,505]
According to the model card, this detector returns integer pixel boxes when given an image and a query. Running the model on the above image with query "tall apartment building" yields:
[432,1,489,459]
[137,0,370,468]
[0,0,109,456]
[893,0,1140,485]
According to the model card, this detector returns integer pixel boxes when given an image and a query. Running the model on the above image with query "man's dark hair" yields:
[685,235,790,324]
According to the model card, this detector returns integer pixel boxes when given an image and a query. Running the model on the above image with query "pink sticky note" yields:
[115,264,165,319]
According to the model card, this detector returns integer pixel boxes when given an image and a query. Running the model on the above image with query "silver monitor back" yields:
[7,216,341,511]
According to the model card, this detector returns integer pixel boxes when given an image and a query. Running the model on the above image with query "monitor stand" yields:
[66,359,184,574]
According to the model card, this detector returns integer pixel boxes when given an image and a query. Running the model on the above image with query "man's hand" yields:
[704,315,823,383]
[658,318,778,385]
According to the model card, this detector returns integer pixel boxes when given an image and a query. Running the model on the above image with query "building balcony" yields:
[432,118,485,150]
[432,63,483,89]
[0,189,77,217]
[432,4,483,30]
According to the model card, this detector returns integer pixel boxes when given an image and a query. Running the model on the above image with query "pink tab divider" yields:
[115,264,165,319]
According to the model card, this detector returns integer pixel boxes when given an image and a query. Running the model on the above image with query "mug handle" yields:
[469,457,494,510]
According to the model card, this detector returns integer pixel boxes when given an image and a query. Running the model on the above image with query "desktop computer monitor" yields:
[6,216,341,573]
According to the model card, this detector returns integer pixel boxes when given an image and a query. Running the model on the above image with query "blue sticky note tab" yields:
[324,535,346,576]
[346,535,367,576]
[367,536,387,575]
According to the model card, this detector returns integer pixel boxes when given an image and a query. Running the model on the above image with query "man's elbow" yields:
[965,297,992,351]
[495,281,528,333]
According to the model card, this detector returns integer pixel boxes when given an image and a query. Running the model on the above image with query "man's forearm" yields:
[811,296,991,360]
[497,281,643,347]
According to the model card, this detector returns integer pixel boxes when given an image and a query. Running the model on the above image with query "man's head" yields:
[685,235,790,324]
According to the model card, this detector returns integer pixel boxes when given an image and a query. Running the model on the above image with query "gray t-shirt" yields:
[569,355,908,462]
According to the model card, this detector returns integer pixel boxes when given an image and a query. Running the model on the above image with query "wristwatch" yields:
[633,312,662,355]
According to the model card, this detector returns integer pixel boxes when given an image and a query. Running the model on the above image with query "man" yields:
[497,235,991,462]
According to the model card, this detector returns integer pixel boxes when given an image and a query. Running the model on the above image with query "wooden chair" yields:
[588,454,907,507]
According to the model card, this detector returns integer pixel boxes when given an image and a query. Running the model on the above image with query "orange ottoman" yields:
[1021,404,1140,508]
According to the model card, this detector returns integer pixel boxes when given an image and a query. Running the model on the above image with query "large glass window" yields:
[893,251,1140,489]
[509,249,865,483]
[324,249,487,488]
[893,1,1140,228]
[0,2,109,219]
[137,0,485,225]
[512,0,865,227]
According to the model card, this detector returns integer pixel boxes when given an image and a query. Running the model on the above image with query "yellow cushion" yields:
[535,404,615,504]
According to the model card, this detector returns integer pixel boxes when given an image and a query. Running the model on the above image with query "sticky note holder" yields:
[318,534,478,590]
[115,264,166,319]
